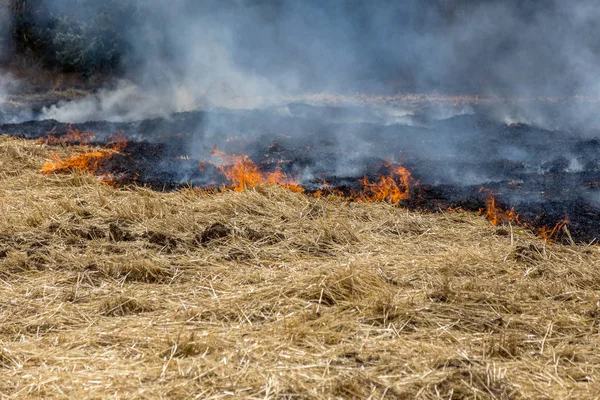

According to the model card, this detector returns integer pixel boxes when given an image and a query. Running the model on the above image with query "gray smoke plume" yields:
[0,2,11,102]
[0,2,20,122]
[17,0,600,132]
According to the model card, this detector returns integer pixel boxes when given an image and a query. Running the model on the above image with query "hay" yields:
[0,134,599,399]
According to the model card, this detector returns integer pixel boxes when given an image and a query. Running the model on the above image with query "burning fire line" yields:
[209,146,304,193]
[313,180,346,199]
[480,188,520,225]
[40,131,128,186]
[207,147,416,204]
[38,125,94,146]
[358,163,414,205]
[479,188,569,243]
[38,135,570,243]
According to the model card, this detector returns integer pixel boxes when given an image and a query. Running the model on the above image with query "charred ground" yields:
[3,106,600,243]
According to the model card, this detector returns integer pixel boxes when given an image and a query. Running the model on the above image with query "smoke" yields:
[27,0,600,190]
[0,0,580,129]
[26,0,600,131]
[41,0,285,122]
[3,0,600,242]
[0,1,11,102]
[42,80,198,123]
[0,2,21,123]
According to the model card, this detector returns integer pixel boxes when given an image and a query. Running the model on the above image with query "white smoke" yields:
[24,0,600,131]
[0,2,10,104]
[0,72,8,103]
[40,8,281,122]
[41,81,195,123]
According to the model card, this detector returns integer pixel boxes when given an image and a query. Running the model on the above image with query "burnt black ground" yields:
[2,106,600,243]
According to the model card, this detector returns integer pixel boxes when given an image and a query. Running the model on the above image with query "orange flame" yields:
[313,179,328,198]
[480,188,520,225]
[537,214,569,242]
[312,179,347,199]
[39,125,94,146]
[209,146,303,192]
[217,153,264,191]
[40,150,113,175]
[107,132,128,151]
[480,189,570,243]
[357,164,414,205]
[40,131,129,186]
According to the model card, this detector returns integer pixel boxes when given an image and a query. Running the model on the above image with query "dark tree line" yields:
[1,0,137,76]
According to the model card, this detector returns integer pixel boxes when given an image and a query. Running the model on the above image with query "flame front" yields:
[41,150,113,175]
[481,189,520,225]
[359,164,414,205]
[37,135,571,243]
[39,125,94,146]
[206,148,415,199]
[537,214,569,242]
[40,131,128,185]
[209,147,304,192]
[480,188,569,243]
[217,153,264,191]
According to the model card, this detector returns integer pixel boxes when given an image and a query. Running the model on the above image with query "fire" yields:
[358,164,414,205]
[480,188,570,243]
[39,125,94,146]
[313,179,328,198]
[40,131,128,185]
[312,180,347,199]
[205,148,415,199]
[35,131,575,243]
[209,146,303,192]
[264,166,305,193]
[216,153,264,191]
[480,189,520,225]
[537,214,569,243]
[107,132,128,152]
[41,150,113,175]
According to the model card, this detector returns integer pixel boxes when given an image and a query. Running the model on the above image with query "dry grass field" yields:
[0,135,599,399]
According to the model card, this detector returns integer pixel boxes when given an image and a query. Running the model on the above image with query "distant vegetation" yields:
[1,0,137,77]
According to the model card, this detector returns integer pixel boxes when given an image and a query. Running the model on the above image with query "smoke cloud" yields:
[10,0,600,131]
[0,2,11,102]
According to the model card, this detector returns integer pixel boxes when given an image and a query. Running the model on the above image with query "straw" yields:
[0,135,599,399]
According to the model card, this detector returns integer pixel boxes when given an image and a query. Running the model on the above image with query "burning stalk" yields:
[41,151,113,175]
[208,146,304,192]
[536,214,571,244]
[480,188,570,243]
[313,180,346,199]
[358,164,414,205]
[40,131,128,186]
[39,125,94,146]
[480,188,520,225]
